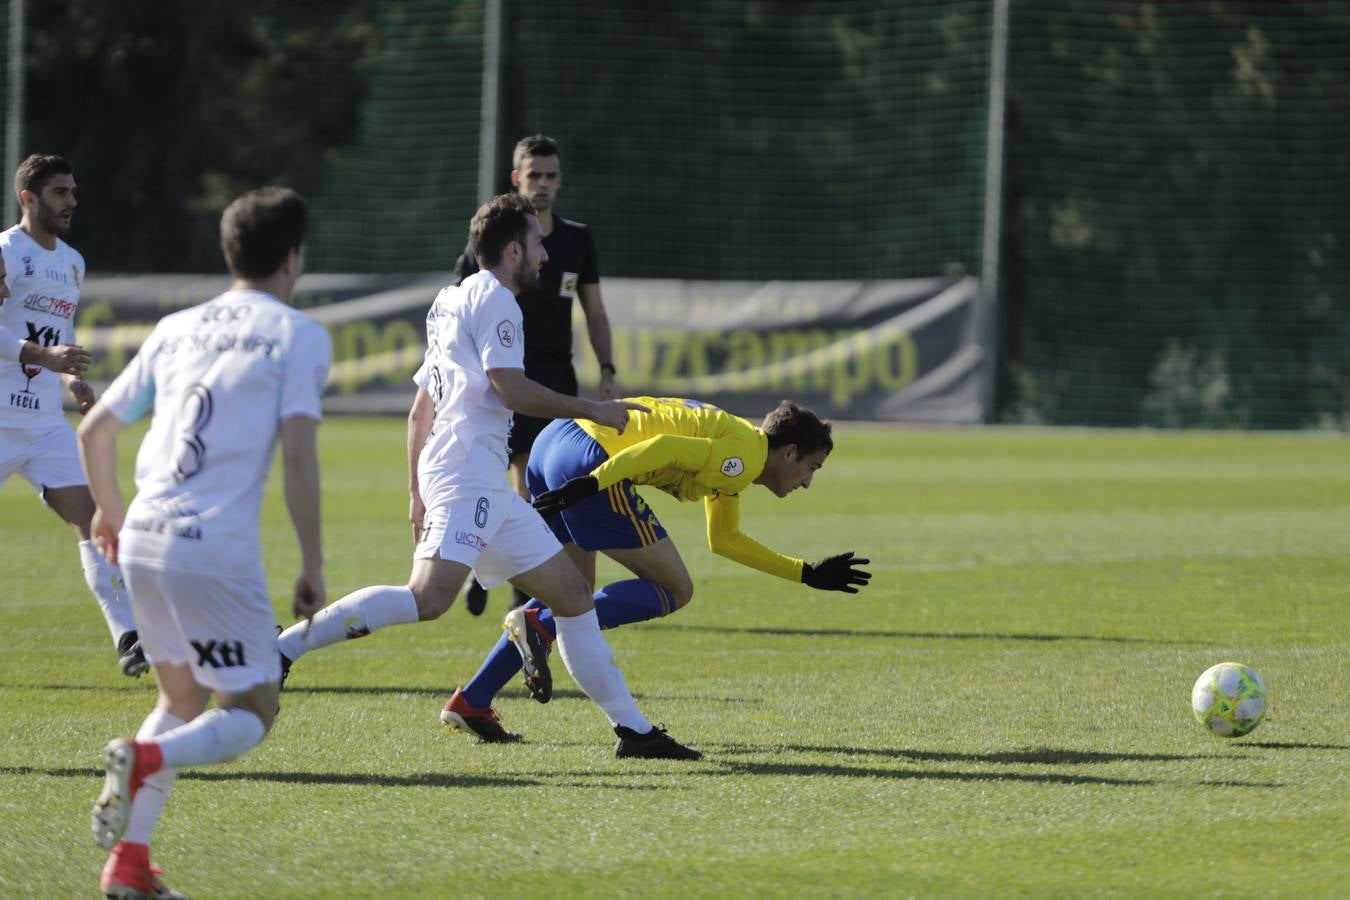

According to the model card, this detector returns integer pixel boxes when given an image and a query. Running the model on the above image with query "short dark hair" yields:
[469,192,534,269]
[512,134,560,170]
[14,154,73,201]
[762,400,834,457]
[219,187,308,279]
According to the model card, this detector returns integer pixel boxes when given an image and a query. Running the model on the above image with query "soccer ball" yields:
[1190,662,1268,738]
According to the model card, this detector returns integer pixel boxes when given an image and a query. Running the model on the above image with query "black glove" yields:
[801,551,872,593]
[532,476,600,516]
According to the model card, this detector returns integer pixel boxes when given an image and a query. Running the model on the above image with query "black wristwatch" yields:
[600,362,617,376]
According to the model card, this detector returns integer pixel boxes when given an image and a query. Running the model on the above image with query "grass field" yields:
[1,418,1347,898]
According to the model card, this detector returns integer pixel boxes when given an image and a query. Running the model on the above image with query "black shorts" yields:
[508,360,577,459]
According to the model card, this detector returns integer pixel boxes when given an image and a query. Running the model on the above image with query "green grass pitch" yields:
[1,418,1347,897]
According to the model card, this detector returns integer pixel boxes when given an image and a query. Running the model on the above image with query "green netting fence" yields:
[1004,1,1350,428]
[3,0,1347,428]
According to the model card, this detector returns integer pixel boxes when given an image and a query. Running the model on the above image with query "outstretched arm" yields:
[488,366,647,431]
[705,494,871,592]
[704,493,805,582]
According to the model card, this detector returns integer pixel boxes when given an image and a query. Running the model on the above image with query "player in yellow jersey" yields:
[440,397,870,742]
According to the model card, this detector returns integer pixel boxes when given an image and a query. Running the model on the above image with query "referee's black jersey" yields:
[453,214,599,363]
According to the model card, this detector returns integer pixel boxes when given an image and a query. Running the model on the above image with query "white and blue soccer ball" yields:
[1190,662,1268,738]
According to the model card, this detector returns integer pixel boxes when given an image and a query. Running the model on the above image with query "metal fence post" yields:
[476,0,502,204]
[5,0,25,219]
[978,0,1011,423]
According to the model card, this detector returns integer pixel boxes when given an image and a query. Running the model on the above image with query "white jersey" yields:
[102,289,331,575]
[413,269,524,505]
[0,225,86,429]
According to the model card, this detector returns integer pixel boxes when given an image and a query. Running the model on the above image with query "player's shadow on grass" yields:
[706,750,1283,788]
[282,685,453,698]
[497,686,761,704]
[0,765,657,791]
[710,745,1286,787]
[5,682,153,694]
[285,685,717,704]
[1243,740,1349,751]
[1,765,536,789]
[283,683,597,701]
[711,759,1157,786]
[718,744,1203,765]
[648,624,1183,644]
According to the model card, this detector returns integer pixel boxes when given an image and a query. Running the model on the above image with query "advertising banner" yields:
[76,273,982,422]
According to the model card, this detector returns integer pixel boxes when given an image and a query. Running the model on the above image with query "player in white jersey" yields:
[0,154,145,677]
[80,187,330,899]
[277,193,699,760]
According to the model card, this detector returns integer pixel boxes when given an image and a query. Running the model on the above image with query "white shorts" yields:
[120,560,281,694]
[0,422,86,496]
[415,488,560,589]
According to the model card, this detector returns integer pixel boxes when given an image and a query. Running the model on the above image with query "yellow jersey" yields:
[575,397,804,582]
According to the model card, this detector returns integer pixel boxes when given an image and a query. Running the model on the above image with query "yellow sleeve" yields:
[704,493,805,582]
[590,434,713,490]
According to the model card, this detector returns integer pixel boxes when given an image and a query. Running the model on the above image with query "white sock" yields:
[155,707,266,769]
[125,708,184,845]
[553,609,652,733]
[277,585,419,662]
[79,540,136,643]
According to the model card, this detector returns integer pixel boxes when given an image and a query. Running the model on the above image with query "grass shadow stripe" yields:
[715,743,1208,764]
[281,685,454,698]
[0,765,540,789]
[0,682,152,693]
[710,760,1156,786]
[646,624,1187,644]
[1242,741,1349,751]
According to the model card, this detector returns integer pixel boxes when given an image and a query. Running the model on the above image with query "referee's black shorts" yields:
[508,358,578,459]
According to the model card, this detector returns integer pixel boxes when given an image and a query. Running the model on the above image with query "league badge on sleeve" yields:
[496,320,516,348]
[720,457,744,477]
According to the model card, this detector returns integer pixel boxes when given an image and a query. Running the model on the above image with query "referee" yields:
[453,135,618,613]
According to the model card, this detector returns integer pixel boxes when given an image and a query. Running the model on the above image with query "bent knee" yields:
[410,586,452,621]
[667,577,694,610]
[227,691,280,733]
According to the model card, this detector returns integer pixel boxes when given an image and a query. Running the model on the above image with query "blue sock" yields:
[460,580,676,709]
[537,579,675,634]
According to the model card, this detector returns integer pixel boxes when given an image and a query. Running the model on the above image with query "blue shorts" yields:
[527,418,668,551]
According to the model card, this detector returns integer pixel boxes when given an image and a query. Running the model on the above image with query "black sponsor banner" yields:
[77,273,444,414]
[585,276,982,422]
[77,273,982,422]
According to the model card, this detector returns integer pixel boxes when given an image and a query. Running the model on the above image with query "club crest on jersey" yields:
[21,256,34,278]
[496,320,516,347]
[720,457,745,477]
